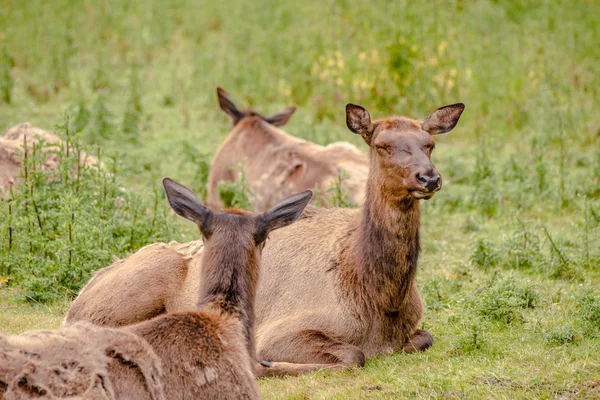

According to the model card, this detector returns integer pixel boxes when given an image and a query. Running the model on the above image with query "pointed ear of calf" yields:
[346,104,375,145]
[422,103,465,135]
[266,106,296,127]
[163,178,212,235]
[255,190,312,243]
[217,87,244,125]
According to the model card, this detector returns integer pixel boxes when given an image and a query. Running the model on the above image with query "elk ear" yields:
[346,104,375,145]
[163,178,212,235]
[266,106,296,127]
[422,103,465,135]
[255,190,312,243]
[217,87,244,125]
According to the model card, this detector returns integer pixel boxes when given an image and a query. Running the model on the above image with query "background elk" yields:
[66,102,464,377]
[0,122,100,197]
[206,87,368,211]
[5,178,311,398]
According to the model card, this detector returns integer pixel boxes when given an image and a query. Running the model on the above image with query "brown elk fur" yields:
[119,180,311,396]
[0,322,165,400]
[6,179,310,398]
[206,88,368,211]
[0,123,100,197]
[66,102,465,377]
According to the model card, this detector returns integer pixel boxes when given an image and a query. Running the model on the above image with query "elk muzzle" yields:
[415,170,441,192]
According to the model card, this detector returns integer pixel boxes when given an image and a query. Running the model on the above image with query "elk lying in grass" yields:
[253,102,465,376]
[0,122,100,197]
[66,102,464,377]
[206,87,368,211]
[5,179,311,398]
[120,179,311,397]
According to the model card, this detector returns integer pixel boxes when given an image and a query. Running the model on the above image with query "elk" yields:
[0,123,100,197]
[117,179,312,397]
[66,102,465,377]
[253,102,465,376]
[206,87,368,211]
[5,178,311,398]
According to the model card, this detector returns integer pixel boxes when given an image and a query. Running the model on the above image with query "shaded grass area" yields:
[1,0,599,398]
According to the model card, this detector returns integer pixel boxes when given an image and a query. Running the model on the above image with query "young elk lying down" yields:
[206,87,368,211]
[66,101,464,377]
[2,179,312,399]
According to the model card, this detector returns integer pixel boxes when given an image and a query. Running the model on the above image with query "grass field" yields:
[1,0,599,398]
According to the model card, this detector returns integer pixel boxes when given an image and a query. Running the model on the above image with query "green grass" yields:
[1,0,599,398]
[0,288,67,333]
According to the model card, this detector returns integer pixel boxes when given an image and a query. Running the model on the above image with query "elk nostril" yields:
[416,173,428,186]
[425,176,441,192]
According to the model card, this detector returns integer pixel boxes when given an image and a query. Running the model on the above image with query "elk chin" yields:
[409,189,436,200]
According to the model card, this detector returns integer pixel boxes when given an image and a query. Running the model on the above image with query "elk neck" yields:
[197,238,259,361]
[347,167,421,312]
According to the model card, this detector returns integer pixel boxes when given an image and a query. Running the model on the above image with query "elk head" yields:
[163,177,312,257]
[346,103,464,202]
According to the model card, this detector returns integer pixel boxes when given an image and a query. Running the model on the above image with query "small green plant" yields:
[579,292,600,333]
[544,323,580,346]
[326,169,355,208]
[531,137,548,194]
[0,44,14,104]
[310,184,325,207]
[542,227,583,281]
[0,117,174,303]
[422,277,450,311]
[450,320,487,356]
[472,275,538,323]
[86,94,115,144]
[217,164,254,210]
[502,220,542,270]
[122,67,143,142]
[179,141,210,201]
[70,98,91,134]
[471,180,500,217]
[501,154,526,184]
[470,239,500,270]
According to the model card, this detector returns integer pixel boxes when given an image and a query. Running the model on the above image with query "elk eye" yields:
[376,144,391,154]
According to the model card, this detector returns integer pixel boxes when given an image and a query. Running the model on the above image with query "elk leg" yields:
[402,329,433,353]
[256,329,365,378]
[255,361,347,378]
[398,283,432,353]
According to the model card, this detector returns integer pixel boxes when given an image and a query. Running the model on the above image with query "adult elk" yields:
[206,88,368,211]
[66,102,465,377]
[254,102,464,376]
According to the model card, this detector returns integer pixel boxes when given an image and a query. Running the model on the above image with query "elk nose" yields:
[416,173,441,192]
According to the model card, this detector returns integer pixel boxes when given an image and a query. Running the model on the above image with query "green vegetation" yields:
[1,0,599,398]
[0,120,175,302]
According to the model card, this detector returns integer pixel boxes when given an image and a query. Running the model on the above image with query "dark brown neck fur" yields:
[343,160,421,313]
[197,238,258,361]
